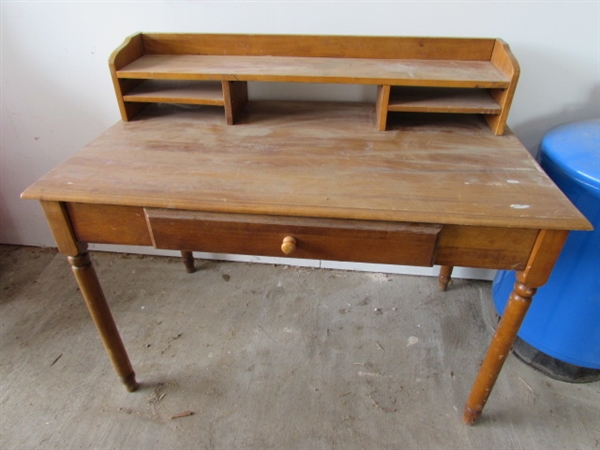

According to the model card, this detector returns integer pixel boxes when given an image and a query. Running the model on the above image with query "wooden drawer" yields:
[145,209,442,267]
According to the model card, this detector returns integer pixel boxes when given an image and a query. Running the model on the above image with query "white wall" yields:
[2,1,599,279]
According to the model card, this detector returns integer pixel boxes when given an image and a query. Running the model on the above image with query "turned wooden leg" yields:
[438,265,454,291]
[40,201,138,392]
[462,229,568,425]
[69,252,138,392]
[463,279,534,424]
[181,250,195,273]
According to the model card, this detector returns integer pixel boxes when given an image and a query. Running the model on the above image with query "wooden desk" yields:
[22,102,591,424]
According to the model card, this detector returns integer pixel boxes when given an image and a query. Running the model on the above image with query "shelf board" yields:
[387,87,501,114]
[122,79,224,105]
[117,54,510,88]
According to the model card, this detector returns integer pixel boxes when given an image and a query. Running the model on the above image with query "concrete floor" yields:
[1,245,598,449]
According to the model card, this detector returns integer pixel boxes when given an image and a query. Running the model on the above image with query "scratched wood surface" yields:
[117,55,510,88]
[22,102,590,231]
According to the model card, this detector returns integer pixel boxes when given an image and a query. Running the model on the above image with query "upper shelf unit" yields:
[109,33,520,134]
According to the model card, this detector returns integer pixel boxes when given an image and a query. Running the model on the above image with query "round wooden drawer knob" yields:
[281,236,297,255]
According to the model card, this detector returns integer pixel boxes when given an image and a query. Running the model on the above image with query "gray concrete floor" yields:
[1,245,598,449]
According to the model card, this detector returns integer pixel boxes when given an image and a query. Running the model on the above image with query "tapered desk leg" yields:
[69,252,139,392]
[463,277,535,424]
[438,265,454,291]
[40,201,138,392]
[463,229,568,425]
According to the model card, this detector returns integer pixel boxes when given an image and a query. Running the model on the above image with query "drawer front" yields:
[145,209,442,267]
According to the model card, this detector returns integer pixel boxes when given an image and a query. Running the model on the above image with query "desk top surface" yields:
[22,102,590,231]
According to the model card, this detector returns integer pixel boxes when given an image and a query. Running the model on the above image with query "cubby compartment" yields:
[122,79,225,106]
[388,87,501,114]
[109,33,519,134]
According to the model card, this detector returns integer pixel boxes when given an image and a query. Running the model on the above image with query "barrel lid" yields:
[540,119,600,189]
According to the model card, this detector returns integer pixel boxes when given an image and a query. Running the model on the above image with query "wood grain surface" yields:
[117,54,510,88]
[22,102,590,231]
[139,34,497,60]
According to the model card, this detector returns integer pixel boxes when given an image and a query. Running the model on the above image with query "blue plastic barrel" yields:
[492,119,600,377]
